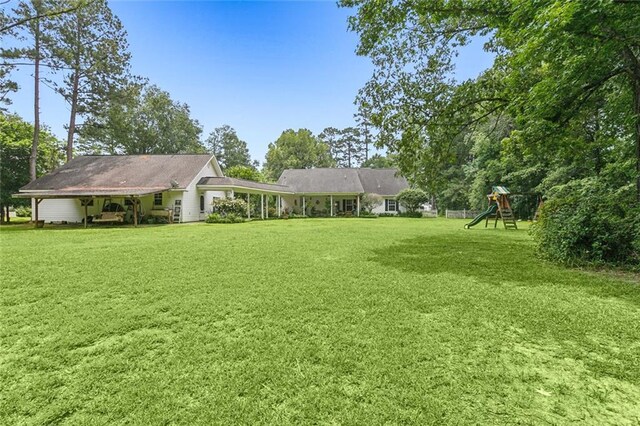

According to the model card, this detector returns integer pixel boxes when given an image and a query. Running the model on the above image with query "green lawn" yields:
[1,219,639,425]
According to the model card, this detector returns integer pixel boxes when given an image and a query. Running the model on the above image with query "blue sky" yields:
[6,1,494,165]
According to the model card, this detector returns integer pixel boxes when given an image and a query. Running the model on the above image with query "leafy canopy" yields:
[263,129,334,180]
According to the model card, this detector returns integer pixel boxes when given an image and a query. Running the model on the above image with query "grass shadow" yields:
[369,232,640,305]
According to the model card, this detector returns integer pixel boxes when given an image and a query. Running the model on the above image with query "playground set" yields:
[464,186,518,230]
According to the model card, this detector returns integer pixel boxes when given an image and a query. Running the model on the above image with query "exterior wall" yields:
[372,197,405,215]
[181,160,224,222]
[33,198,85,223]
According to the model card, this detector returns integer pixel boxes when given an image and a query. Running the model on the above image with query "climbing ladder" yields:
[484,186,518,230]
[497,204,518,229]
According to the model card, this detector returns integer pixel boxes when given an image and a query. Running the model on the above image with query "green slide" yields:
[464,204,498,229]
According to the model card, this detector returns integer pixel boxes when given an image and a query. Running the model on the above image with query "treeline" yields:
[342,0,640,268]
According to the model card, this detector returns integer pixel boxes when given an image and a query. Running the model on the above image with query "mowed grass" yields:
[1,219,639,425]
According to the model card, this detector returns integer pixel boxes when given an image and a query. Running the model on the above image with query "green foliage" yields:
[210,198,248,218]
[532,178,639,268]
[0,113,63,207]
[14,206,32,217]
[225,165,264,182]
[205,125,255,170]
[361,153,395,169]
[263,129,334,180]
[205,212,245,224]
[396,188,428,214]
[398,211,423,218]
[80,83,204,155]
[360,193,382,213]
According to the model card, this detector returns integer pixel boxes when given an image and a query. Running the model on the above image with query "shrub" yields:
[15,206,32,217]
[211,198,248,217]
[206,213,245,224]
[396,188,429,213]
[531,178,639,268]
[360,193,383,213]
[398,211,423,218]
[359,212,378,218]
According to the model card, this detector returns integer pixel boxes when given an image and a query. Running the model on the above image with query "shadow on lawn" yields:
[369,232,640,304]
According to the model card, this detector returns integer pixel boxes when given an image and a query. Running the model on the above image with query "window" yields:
[200,195,205,213]
[124,199,133,206]
[385,199,397,212]
[154,193,163,206]
[344,199,354,211]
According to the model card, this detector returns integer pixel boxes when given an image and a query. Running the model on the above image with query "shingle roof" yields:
[197,177,293,193]
[20,155,214,193]
[276,168,408,195]
[357,168,409,196]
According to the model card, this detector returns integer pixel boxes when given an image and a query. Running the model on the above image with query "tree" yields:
[360,193,382,213]
[225,165,265,182]
[46,0,131,161]
[396,188,429,214]
[0,113,63,222]
[204,125,254,170]
[79,83,205,155]
[361,153,395,169]
[336,127,366,168]
[319,126,342,162]
[341,0,640,202]
[263,129,334,180]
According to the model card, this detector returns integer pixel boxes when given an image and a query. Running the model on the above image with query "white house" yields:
[15,155,409,224]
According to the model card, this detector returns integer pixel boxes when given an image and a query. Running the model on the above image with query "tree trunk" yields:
[66,16,81,162]
[633,77,640,204]
[5,206,10,223]
[30,17,40,181]
[0,205,5,224]
[66,70,80,161]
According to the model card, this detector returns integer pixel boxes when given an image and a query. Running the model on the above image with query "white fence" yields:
[445,209,481,219]
[422,210,439,218]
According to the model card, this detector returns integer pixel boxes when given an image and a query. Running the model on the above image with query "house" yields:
[15,154,227,225]
[15,155,409,224]
[277,168,408,216]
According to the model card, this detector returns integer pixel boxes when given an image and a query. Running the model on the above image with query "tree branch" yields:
[0,2,90,34]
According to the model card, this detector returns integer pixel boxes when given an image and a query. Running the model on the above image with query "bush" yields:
[359,212,378,218]
[396,188,429,213]
[206,213,245,224]
[211,198,248,217]
[360,193,383,213]
[15,206,32,217]
[398,211,423,218]
[531,178,639,268]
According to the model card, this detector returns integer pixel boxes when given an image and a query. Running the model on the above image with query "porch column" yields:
[265,195,269,219]
[133,198,138,227]
[34,198,41,226]
[231,189,235,199]
[81,198,90,228]
[247,193,251,219]
[261,194,264,219]
[357,195,360,217]
[330,195,333,217]
[302,196,306,216]
[277,195,281,217]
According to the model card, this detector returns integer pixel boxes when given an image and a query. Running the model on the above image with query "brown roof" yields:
[276,168,408,195]
[20,155,215,194]
[197,177,293,193]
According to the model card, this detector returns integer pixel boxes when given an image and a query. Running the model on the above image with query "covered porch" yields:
[196,177,294,219]
[281,193,362,217]
[13,187,178,227]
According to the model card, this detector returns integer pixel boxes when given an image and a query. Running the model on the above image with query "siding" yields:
[181,160,223,222]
